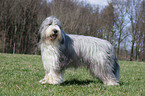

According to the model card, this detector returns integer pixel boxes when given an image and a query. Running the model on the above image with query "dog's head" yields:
[39,16,64,44]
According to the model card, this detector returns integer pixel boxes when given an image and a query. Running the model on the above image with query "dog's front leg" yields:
[40,69,64,84]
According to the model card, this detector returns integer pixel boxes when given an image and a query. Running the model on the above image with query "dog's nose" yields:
[53,30,58,34]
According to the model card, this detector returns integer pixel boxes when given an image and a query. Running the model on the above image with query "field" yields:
[0,53,145,96]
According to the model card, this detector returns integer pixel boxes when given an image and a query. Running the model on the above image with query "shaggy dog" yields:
[38,16,120,85]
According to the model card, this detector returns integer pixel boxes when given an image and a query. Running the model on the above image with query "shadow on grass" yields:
[60,79,96,86]
[61,79,125,86]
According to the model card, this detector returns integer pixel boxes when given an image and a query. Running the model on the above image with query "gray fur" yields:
[39,16,120,85]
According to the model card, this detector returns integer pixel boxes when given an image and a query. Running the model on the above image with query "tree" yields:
[0,0,41,54]
[139,0,145,61]
[100,3,116,43]
[126,0,143,61]
[111,0,129,58]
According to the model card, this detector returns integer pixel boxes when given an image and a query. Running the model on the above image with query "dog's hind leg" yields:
[89,62,120,85]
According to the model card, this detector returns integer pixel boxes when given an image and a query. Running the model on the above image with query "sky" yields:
[47,0,109,6]
[81,0,110,6]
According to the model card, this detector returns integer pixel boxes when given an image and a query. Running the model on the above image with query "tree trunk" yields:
[130,41,135,61]
[135,46,139,61]
[13,25,17,54]
[143,36,145,61]
[117,42,120,59]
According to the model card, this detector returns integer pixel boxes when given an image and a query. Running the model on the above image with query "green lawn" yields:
[0,53,145,96]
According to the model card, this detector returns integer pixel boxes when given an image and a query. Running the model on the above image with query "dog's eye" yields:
[48,23,52,26]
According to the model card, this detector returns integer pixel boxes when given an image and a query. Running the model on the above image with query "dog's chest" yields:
[41,45,60,66]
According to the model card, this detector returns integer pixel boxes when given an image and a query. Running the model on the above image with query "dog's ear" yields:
[37,33,41,43]
[60,34,65,44]
[60,30,65,44]
[60,37,64,44]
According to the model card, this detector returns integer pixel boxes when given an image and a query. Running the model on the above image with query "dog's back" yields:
[68,34,120,85]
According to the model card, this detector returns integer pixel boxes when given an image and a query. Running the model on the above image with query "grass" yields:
[0,53,145,96]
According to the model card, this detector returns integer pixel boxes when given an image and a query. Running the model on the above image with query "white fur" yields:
[39,42,64,84]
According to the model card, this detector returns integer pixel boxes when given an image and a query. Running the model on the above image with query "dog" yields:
[38,16,120,85]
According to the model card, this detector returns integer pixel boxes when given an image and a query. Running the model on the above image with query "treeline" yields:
[0,0,145,61]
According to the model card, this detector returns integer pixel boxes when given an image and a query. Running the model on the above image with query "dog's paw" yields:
[39,79,47,84]
[104,81,120,85]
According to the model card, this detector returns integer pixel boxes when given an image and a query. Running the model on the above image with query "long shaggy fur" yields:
[38,16,120,85]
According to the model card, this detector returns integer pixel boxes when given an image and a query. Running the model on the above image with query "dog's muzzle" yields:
[50,29,58,40]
